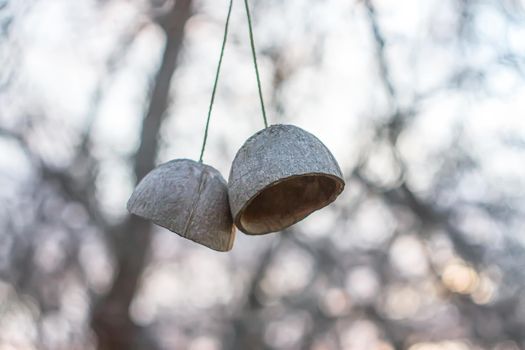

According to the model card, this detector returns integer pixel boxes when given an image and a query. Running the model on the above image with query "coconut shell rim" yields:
[127,158,236,252]
[234,171,345,235]
[129,209,236,252]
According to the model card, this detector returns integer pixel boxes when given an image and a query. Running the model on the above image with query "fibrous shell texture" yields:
[127,159,235,251]
[228,124,345,235]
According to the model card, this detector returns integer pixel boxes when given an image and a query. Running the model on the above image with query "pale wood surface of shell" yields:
[228,124,345,235]
[128,159,235,251]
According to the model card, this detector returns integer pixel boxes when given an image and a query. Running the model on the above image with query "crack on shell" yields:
[182,166,207,238]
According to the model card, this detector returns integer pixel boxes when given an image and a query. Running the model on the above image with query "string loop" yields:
[199,0,269,162]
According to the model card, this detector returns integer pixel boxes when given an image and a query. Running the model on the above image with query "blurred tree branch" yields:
[1,0,524,348]
[90,1,192,349]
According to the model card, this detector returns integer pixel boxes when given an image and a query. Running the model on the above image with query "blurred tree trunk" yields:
[91,1,192,349]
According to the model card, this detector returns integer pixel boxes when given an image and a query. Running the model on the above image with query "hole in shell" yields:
[239,174,343,234]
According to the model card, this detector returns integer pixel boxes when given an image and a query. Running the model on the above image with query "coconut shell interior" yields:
[237,173,344,235]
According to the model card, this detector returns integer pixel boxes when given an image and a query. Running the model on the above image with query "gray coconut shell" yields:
[127,159,235,252]
[228,124,345,235]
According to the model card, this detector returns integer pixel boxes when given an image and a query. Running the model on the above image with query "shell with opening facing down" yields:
[127,159,235,251]
[228,124,345,235]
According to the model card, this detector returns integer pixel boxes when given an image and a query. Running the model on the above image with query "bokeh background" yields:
[1,0,525,349]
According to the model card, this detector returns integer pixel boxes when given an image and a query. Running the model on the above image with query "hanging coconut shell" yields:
[127,159,235,251]
[228,124,345,235]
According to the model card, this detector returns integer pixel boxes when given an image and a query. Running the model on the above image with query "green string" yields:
[199,0,234,163]
[244,0,268,128]
[199,0,269,162]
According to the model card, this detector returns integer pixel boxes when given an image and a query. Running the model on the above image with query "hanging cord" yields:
[199,0,234,163]
[244,0,268,128]
[199,0,269,162]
